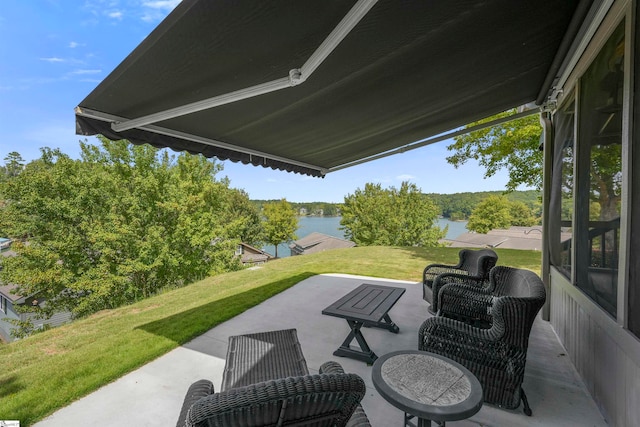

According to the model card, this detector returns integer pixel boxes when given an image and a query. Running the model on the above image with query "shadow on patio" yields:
[35,274,606,427]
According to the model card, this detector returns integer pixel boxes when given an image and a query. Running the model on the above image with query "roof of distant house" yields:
[289,232,355,255]
[0,283,24,304]
[0,238,12,250]
[239,242,273,264]
[443,226,571,251]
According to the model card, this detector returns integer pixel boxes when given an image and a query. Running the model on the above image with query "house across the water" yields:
[445,226,573,251]
[289,232,355,256]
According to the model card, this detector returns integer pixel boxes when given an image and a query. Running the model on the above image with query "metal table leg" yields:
[332,319,377,364]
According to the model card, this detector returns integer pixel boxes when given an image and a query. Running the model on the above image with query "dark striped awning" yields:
[76,0,593,177]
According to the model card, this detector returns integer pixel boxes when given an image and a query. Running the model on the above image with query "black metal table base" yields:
[333,316,400,364]
[405,413,444,427]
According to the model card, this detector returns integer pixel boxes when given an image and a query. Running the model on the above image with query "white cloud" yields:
[40,57,65,63]
[141,0,180,22]
[107,10,123,20]
[396,174,416,181]
[69,41,85,48]
[143,0,181,10]
[70,69,102,75]
[80,0,180,24]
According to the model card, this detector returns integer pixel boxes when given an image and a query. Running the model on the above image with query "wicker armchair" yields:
[176,361,370,427]
[432,272,498,327]
[423,248,498,313]
[419,266,546,416]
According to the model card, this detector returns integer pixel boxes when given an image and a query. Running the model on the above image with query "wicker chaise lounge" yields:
[176,329,371,427]
[422,248,498,314]
[419,267,546,416]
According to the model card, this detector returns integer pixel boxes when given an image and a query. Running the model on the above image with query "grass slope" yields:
[0,246,540,425]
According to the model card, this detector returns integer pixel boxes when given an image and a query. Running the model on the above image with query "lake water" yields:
[263,217,467,258]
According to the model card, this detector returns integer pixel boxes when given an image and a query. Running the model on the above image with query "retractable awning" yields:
[75,0,592,177]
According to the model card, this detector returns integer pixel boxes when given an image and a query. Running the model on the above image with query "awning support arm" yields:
[328,107,541,173]
[111,0,378,133]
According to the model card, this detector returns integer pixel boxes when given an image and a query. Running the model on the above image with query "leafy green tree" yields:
[448,106,620,222]
[0,138,260,331]
[466,195,512,234]
[509,201,539,226]
[446,110,543,192]
[262,199,298,257]
[223,188,264,246]
[340,182,445,247]
[449,211,466,221]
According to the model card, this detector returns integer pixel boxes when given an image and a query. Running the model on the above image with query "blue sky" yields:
[0,0,515,203]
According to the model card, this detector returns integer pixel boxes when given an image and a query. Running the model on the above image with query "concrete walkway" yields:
[34,274,607,426]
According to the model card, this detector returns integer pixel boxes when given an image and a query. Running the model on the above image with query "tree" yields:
[466,195,512,234]
[509,201,539,227]
[446,110,543,192]
[340,182,445,247]
[3,151,25,178]
[223,188,264,247]
[262,199,298,257]
[0,138,261,332]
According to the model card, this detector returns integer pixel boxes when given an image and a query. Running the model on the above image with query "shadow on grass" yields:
[136,272,316,345]
[0,374,23,397]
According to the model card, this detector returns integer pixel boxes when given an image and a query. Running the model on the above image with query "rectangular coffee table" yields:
[322,283,405,364]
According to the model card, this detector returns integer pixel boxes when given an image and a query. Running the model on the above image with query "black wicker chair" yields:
[422,248,498,314]
[176,361,370,427]
[419,266,546,416]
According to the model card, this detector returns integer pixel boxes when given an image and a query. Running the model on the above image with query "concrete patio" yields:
[34,274,607,426]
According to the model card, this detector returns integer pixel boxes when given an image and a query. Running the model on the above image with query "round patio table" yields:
[372,350,483,427]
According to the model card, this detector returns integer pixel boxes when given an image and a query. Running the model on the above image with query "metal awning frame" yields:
[328,107,542,172]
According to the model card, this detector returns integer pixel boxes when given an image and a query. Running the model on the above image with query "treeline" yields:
[253,190,541,221]
[251,200,340,216]
[427,190,541,221]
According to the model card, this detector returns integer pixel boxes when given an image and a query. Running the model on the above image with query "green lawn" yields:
[0,246,540,425]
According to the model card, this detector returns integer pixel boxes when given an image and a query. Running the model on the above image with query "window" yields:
[574,22,624,318]
[0,295,7,314]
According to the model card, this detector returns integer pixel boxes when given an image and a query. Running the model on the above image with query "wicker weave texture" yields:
[222,329,309,391]
[185,373,366,427]
[422,249,498,308]
[419,266,546,411]
[319,362,372,427]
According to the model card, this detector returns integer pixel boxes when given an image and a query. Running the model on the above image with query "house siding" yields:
[0,298,21,342]
[0,297,72,342]
[550,268,640,426]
